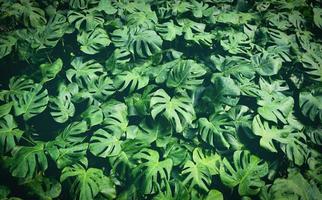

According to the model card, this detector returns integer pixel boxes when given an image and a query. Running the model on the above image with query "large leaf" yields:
[68,10,104,31]
[166,59,206,91]
[111,26,163,58]
[8,143,48,179]
[299,91,322,121]
[257,95,294,124]
[14,84,49,120]
[133,148,173,194]
[220,150,268,196]
[0,76,33,102]
[114,66,149,93]
[0,34,17,59]
[66,57,104,88]
[49,94,75,124]
[251,52,282,76]
[150,89,195,133]
[182,148,221,192]
[60,160,115,200]
[57,121,88,143]
[39,58,63,83]
[261,169,322,200]
[313,7,322,29]
[11,0,46,28]
[77,28,111,55]
[0,115,23,154]
[89,129,122,158]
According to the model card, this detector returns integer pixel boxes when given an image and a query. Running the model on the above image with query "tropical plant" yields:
[0,0,321,199]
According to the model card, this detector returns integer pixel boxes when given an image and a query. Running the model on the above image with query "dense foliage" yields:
[0,0,322,199]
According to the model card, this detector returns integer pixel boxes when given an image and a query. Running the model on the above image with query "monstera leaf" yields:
[0,76,33,102]
[86,73,115,101]
[69,0,90,9]
[300,45,322,82]
[46,141,88,169]
[220,150,268,196]
[182,148,221,192]
[114,66,149,93]
[204,76,240,108]
[89,129,122,158]
[40,58,63,84]
[251,52,282,76]
[150,89,195,133]
[111,26,163,58]
[49,94,75,124]
[198,112,233,149]
[80,105,103,127]
[299,91,322,121]
[313,7,322,29]
[133,148,173,194]
[13,84,49,120]
[68,10,104,31]
[0,34,17,59]
[77,28,111,55]
[156,20,182,41]
[166,59,206,91]
[252,115,293,153]
[220,32,251,54]
[257,95,294,124]
[30,13,69,50]
[101,101,128,136]
[60,160,115,200]
[8,143,48,180]
[56,121,88,144]
[66,57,104,88]
[261,169,322,200]
[0,115,23,154]
[11,0,46,28]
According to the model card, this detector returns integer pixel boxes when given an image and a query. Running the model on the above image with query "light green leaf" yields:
[77,28,111,55]
[220,150,268,196]
[150,89,195,133]
[40,58,63,83]
[14,84,49,120]
[9,143,48,179]
[0,114,23,154]
[89,129,122,158]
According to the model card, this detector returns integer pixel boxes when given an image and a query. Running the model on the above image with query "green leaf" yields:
[166,59,206,91]
[66,57,104,88]
[114,66,149,93]
[198,115,230,149]
[0,76,34,102]
[102,101,128,136]
[0,34,17,59]
[68,10,104,31]
[262,169,322,200]
[69,0,90,9]
[86,73,115,101]
[220,150,268,196]
[257,96,294,124]
[0,102,13,118]
[49,94,75,124]
[89,129,122,158]
[150,89,195,133]
[80,105,103,127]
[205,76,240,108]
[111,26,163,58]
[133,148,173,194]
[9,143,48,179]
[96,0,117,15]
[60,161,115,200]
[182,148,221,191]
[40,58,63,83]
[205,190,224,200]
[156,20,182,41]
[300,45,322,82]
[57,121,88,143]
[313,7,322,29]
[11,0,46,28]
[299,91,322,121]
[251,52,282,76]
[252,115,291,152]
[22,175,61,200]
[0,115,23,154]
[14,84,49,120]
[46,142,88,169]
[77,28,111,55]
